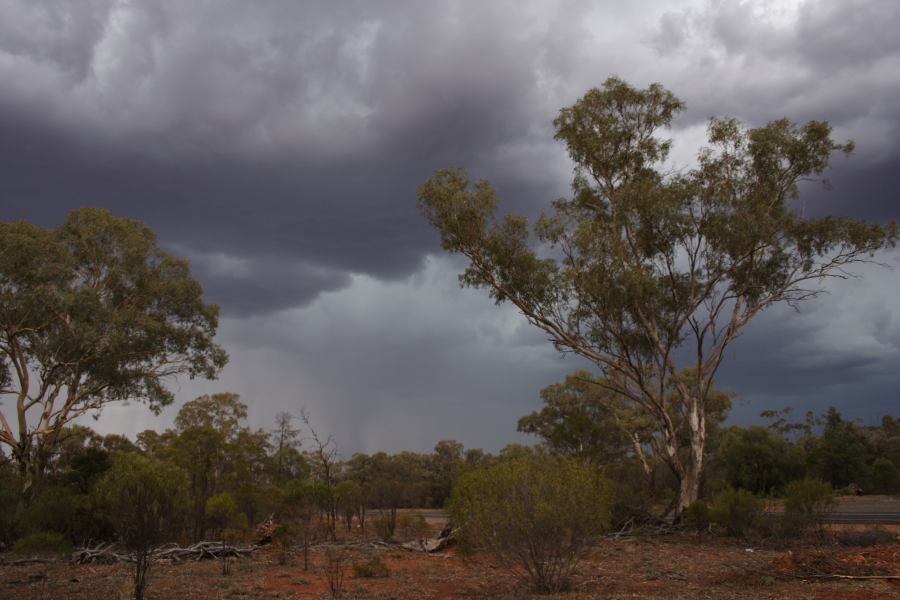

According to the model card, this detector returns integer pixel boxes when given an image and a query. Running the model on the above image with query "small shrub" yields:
[449,455,611,594]
[834,527,897,547]
[272,524,293,565]
[352,554,390,578]
[325,546,349,598]
[682,500,711,538]
[395,514,430,541]
[372,513,396,542]
[869,458,899,494]
[710,488,763,538]
[11,531,73,558]
[94,453,189,600]
[782,479,835,535]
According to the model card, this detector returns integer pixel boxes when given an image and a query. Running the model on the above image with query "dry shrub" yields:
[448,455,611,593]
[325,546,349,598]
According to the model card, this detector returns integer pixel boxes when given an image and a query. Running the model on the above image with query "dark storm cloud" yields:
[0,0,574,316]
[3,0,900,450]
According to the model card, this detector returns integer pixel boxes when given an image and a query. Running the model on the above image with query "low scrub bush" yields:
[710,488,763,538]
[372,514,395,542]
[682,500,711,538]
[782,479,834,536]
[352,554,390,578]
[834,527,896,547]
[868,458,899,494]
[11,531,73,558]
[395,513,430,541]
[449,455,611,594]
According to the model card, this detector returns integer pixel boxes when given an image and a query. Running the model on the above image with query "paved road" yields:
[410,497,900,525]
[822,511,900,524]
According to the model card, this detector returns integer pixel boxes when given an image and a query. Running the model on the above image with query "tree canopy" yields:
[0,208,227,499]
[418,77,896,514]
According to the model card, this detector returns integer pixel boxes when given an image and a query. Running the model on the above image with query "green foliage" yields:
[94,453,189,600]
[418,77,896,515]
[449,455,611,593]
[0,461,21,544]
[353,554,390,578]
[868,458,899,494]
[371,514,396,542]
[427,440,465,507]
[20,485,103,543]
[0,208,227,500]
[271,523,293,565]
[334,479,362,530]
[94,453,189,549]
[518,371,633,464]
[281,479,328,570]
[782,479,835,535]
[176,393,248,439]
[712,426,804,495]
[11,531,73,558]
[205,491,239,534]
[395,513,430,541]
[710,488,763,538]
[813,407,872,487]
[682,501,711,536]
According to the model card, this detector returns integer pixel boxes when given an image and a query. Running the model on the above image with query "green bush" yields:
[20,485,105,543]
[782,479,834,535]
[372,514,396,542]
[0,462,22,545]
[834,527,896,547]
[94,453,189,600]
[11,531,73,558]
[353,554,390,578]
[395,513,430,541]
[868,458,899,494]
[449,455,611,593]
[682,500,711,537]
[710,488,763,537]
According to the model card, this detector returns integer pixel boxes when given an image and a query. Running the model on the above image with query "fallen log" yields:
[72,541,257,564]
[400,527,458,553]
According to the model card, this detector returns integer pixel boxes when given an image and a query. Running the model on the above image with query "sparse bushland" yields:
[449,454,612,593]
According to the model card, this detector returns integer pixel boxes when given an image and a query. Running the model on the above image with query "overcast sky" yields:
[1,0,898,454]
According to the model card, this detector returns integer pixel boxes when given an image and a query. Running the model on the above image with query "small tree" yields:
[281,480,327,571]
[369,452,424,541]
[94,453,188,600]
[334,480,362,532]
[205,491,246,575]
[300,409,340,540]
[449,455,611,593]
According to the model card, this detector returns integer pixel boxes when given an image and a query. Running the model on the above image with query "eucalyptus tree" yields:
[0,208,227,500]
[418,78,896,515]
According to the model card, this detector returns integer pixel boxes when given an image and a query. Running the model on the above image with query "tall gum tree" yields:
[417,78,897,516]
[0,208,227,500]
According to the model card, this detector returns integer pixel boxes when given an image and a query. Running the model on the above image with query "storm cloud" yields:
[1,0,898,452]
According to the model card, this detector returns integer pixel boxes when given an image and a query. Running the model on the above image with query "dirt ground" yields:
[2,523,898,600]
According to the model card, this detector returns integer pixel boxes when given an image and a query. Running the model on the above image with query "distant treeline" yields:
[0,390,897,549]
